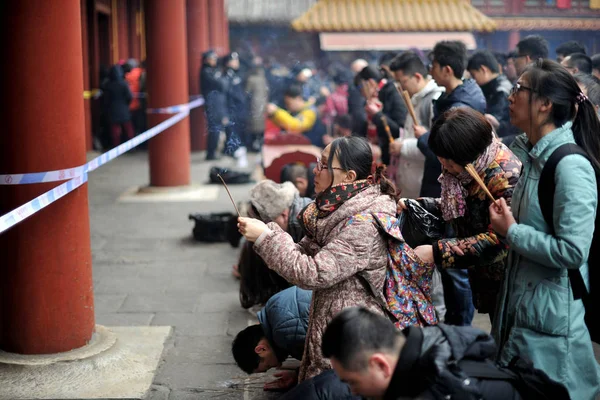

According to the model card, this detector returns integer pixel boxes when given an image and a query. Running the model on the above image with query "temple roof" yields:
[227,0,316,24]
[291,0,496,32]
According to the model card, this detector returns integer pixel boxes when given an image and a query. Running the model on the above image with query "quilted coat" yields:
[253,186,395,381]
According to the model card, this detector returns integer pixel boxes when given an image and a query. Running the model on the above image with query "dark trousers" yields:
[440,268,475,326]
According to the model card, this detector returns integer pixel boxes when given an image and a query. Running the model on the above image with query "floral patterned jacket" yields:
[253,186,396,381]
[419,145,522,313]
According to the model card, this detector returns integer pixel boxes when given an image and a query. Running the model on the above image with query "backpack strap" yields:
[538,143,591,301]
[458,359,516,381]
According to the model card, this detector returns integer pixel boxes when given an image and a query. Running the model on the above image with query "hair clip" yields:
[576,92,588,104]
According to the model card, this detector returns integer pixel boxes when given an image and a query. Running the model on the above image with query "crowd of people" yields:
[222,35,600,400]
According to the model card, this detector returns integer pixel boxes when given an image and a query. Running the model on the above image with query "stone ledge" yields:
[0,326,171,400]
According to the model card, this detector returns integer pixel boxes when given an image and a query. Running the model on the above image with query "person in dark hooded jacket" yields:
[356,65,407,165]
[323,308,567,400]
[467,50,518,146]
[200,50,228,160]
[104,65,134,147]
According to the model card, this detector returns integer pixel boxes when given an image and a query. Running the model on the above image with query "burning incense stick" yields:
[465,164,499,207]
[217,174,241,217]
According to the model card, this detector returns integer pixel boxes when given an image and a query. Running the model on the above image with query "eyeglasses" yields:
[316,157,345,173]
[510,82,534,97]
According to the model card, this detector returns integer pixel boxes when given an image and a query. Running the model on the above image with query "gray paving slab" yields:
[151,312,229,337]
[89,152,273,399]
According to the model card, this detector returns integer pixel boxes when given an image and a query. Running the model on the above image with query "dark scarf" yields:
[298,180,371,239]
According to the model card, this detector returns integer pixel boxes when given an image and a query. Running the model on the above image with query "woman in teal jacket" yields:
[490,59,600,399]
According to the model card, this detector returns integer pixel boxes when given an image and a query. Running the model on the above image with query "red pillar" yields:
[82,0,94,151]
[117,0,130,61]
[208,0,228,55]
[187,0,210,152]
[128,0,142,61]
[0,1,94,354]
[508,30,521,52]
[222,0,230,53]
[145,0,191,186]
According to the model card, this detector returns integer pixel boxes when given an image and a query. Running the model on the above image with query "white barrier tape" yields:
[146,96,204,114]
[0,109,190,234]
[0,173,88,234]
[86,109,189,173]
[0,97,203,185]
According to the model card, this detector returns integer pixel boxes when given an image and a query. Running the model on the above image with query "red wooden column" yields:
[82,0,94,151]
[208,0,229,54]
[0,0,94,354]
[117,0,130,62]
[145,0,191,186]
[187,0,210,152]
[508,30,521,52]
[221,0,230,52]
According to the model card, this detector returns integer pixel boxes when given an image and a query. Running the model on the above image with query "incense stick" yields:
[465,164,499,207]
[380,115,395,144]
[217,174,241,217]
[394,82,419,126]
[402,90,419,126]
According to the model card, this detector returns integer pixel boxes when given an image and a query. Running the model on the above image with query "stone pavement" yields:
[90,150,277,400]
[88,149,598,400]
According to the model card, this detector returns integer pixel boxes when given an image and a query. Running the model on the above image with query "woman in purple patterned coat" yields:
[238,136,397,385]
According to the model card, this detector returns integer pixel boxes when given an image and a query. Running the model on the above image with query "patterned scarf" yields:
[298,180,371,239]
[438,139,501,221]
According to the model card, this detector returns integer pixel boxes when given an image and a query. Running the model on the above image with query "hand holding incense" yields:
[465,164,499,208]
[217,174,241,217]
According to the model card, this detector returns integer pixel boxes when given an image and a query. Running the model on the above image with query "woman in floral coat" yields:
[238,136,397,385]
[400,107,522,322]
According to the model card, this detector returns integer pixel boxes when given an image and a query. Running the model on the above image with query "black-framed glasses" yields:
[510,82,534,97]
[316,157,345,173]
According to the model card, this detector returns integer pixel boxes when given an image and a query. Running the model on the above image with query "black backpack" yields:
[538,143,599,343]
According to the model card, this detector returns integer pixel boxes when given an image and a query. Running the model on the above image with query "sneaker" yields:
[234,146,248,168]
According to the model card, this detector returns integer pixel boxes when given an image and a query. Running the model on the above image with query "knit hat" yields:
[249,180,299,222]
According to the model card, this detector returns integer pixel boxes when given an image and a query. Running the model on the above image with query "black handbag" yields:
[188,212,241,247]
[209,167,252,184]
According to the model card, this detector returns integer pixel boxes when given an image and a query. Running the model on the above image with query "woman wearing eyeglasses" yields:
[238,136,397,386]
[489,59,600,399]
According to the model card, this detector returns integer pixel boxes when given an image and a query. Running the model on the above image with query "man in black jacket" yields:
[322,308,566,400]
[468,50,517,145]
[356,65,407,165]
[200,50,227,160]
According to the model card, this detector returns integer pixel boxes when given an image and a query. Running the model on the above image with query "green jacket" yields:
[493,122,600,400]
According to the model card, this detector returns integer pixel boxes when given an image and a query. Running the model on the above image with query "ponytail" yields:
[573,97,600,171]
[372,164,399,200]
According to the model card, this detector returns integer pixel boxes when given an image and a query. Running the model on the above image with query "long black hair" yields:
[238,241,290,309]
[324,136,397,199]
[524,59,600,170]
[429,108,493,166]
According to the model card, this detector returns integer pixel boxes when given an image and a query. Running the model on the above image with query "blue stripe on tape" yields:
[0,96,203,186]
[0,173,89,234]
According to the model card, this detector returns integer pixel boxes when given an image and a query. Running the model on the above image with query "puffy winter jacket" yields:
[257,286,312,362]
